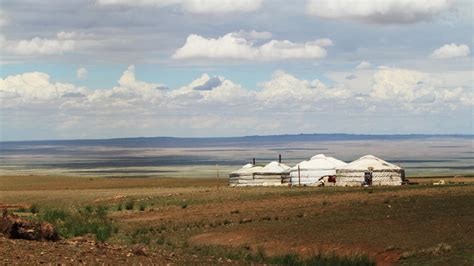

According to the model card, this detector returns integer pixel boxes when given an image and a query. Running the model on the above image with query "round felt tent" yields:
[229,164,263,187]
[335,155,405,186]
[289,154,347,186]
[252,161,291,186]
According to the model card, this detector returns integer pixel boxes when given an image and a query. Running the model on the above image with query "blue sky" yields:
[0,0,473,140]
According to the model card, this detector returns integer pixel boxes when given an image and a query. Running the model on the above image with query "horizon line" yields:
[1,132,473,143]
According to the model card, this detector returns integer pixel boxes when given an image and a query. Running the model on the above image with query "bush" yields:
[117,202,123,211]
[29,204,39,214]
[16,207,27,213]
[181,202,188,209]
[39,205,114,242]
[139,202,146,212]
[125,200,134,210]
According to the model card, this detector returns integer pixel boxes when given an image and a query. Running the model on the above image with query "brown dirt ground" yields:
[1,175,473,265]
[117,185,473,265]
[0,235,233,265]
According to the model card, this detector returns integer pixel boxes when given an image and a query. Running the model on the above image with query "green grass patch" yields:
[267,253,374,266]
[29,204,39,214]
[192,245,374,265]
[125,199,134,210]
[139,202,146,211]
[38,205,114,242]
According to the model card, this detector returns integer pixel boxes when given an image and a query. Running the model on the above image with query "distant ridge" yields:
[1,133,472,148]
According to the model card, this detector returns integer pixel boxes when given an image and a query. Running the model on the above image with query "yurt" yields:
[289,154,347,186]
[336,155,405,186]
[229,164,263,187]
[251,161,291,186]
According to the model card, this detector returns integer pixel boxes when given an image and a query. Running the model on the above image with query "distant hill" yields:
[1,133,472,148]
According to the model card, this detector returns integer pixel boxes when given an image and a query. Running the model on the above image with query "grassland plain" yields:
[0,175,473,265]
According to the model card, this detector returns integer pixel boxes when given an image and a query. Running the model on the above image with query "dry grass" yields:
[0,175,226,191]
[1,174,473,265]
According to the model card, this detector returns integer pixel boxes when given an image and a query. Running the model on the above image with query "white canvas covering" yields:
[253,161,291,186]
[229,164,263,186]
[336,155,405,186]
[289,154,347,185]
[229,161,290,187]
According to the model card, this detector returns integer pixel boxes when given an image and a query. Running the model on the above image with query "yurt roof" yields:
[231,164,262,174]
[291,154,347,170]
[256,161,290,173]
[338,155,401,171]
[326,156,347,167]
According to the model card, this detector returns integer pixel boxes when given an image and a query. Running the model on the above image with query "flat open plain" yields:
[1,175,473,265]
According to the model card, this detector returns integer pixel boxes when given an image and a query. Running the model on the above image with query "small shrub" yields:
[117,203,123,211]
[156,236,165,245]
[125,199,135,210]
[16,207,27,213]
[96,205,108,217]
[139,202,146,211]
[29,204,39,214]
[84,205,93,213]
[40,209,68,222]
[181,202,188,209]
[254,246,267,262]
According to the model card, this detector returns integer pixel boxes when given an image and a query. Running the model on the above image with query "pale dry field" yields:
[1,175,473,265]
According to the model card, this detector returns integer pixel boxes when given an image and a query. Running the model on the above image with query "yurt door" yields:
[364,171,373,186]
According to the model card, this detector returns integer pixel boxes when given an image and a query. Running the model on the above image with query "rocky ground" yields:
[0,235,233,265]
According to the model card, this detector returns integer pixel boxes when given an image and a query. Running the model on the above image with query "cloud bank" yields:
[1,65,472,139]
[306,0,454,24]
[2,32,77,56]
[97,0,263,14]
[430,43,470,59]
[173,32,332,61]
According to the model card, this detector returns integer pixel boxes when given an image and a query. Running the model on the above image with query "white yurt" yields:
[336,155,405,186]
[229,164,263,187]
[289,154,347,186]
[251,161,291,186]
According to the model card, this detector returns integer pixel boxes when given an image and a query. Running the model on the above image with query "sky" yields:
[0,0,473,141]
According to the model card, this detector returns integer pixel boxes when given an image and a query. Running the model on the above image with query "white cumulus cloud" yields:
[76,67,88,80]
[430,43,470,59]
[5,32,76,55]
[172,32,331,61]
[306,0,454,24]
[356,61,372,69]
[370,67,473,109]
[257,71,350,109]
[2,65,472,139]
[0,72,86,101]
